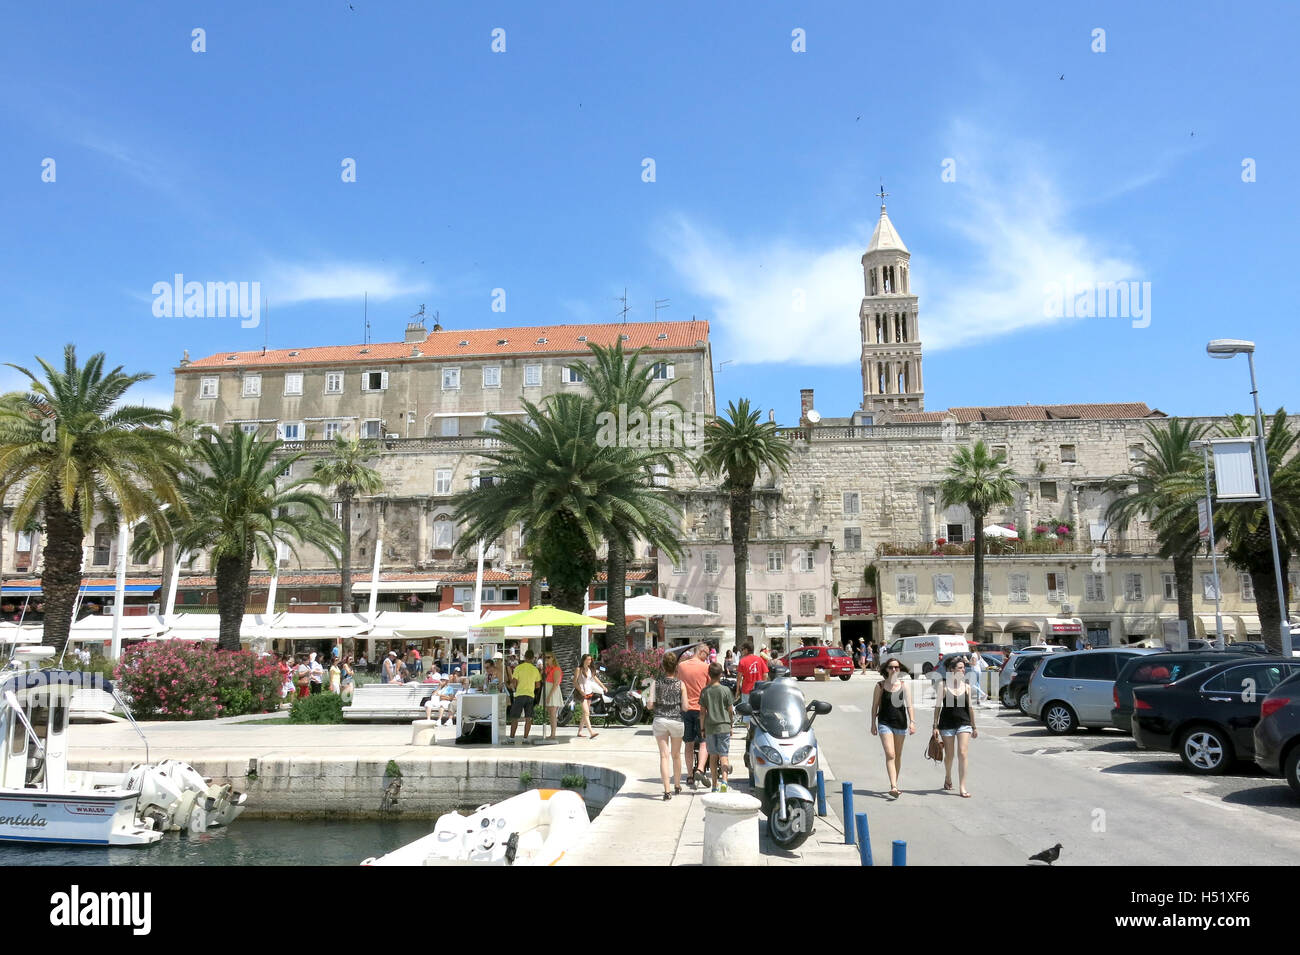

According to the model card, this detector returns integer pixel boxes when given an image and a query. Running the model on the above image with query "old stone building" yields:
[4,202,1288,648]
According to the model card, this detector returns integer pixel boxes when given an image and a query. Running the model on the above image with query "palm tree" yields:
[1213,409,1300,653]
[451,394,682,690]
[1104,418,1208,634]
[570,341,684,649]
[697,399,792,648]
[937,441,1018,643]
[0,347,186,655]
[133,429,341,650]
[312,435,385,614]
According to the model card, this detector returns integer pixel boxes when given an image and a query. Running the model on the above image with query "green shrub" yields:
[115,642,281,719]
[288,693,344,724]
[560,773,587,790]
[519,770,534,786]
[385,759,402,779]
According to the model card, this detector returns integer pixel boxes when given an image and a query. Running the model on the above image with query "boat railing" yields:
[113,689,150,766]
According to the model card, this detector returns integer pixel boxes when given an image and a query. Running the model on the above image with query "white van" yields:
[880,634,971,674]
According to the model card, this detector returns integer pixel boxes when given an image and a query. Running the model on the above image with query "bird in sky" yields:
[1059,74,1065,80]
[1029,843,1062,865]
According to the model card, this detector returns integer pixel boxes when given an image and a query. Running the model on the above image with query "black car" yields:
[1254,670,1300,796]
[1001,654,1047,712]
[1112,652,1250,734]
[1132,657,1300,773]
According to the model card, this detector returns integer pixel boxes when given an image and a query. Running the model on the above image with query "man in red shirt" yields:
[677,644,712,788]
[736,642,769,703]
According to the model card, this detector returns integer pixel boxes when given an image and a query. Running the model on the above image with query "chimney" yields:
[404,320,427,343]
[800,389,815,424]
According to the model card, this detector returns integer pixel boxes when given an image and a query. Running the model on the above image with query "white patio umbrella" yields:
[588,594,718,649]
[982,524,1020,539]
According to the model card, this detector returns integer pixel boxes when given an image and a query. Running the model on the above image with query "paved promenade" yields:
[69,714,859,866]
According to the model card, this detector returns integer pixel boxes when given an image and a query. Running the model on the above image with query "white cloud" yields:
[260,262,432,306]
[659,126,1145,364]
[656,217,865,365]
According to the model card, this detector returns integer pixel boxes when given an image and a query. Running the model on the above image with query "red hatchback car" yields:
[779,646,854,681]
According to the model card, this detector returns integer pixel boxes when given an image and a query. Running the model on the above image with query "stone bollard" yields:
[410,719,439,745]
[701,791,762,866]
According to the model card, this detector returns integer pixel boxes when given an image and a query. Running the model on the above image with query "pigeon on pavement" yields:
[1029,843,1062,865]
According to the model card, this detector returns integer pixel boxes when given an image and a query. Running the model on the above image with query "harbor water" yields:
[0,818,439,866]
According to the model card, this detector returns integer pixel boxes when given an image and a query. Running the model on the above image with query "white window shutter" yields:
[380,371,389,390]
[666,363,675,379]
[275,422,285,439]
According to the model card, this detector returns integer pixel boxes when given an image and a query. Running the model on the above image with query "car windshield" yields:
[827,649,849,658]
[755,681,807,739]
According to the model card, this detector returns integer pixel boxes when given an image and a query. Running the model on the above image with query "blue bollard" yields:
[842,782,855,844]
[892,840,907,866]
[856,812,872,866]
[816,770,827,817]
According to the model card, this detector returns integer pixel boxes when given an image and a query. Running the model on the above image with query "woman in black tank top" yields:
[871,660,915,798]
[931,656,978,797]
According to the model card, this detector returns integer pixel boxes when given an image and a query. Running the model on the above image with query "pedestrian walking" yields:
[308,652,324,694]
[647,651,684,799]
[340,656,355,703]
[863,642,875,673]
[871,659,915,797]
[329,657,341,694]
[968,648,989,704]
[574,654,605,739]
[294,656,311,699]
[543,653,563,739]
[932,656,977,798]
[735,642,768,705]
[508,650,541,741]
[678,644,712,787]
[699,663,736,792]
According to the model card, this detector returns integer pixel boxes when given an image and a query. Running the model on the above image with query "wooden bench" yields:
[343,683,437,722]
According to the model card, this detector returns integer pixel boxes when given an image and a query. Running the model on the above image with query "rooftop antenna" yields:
[363,292,370,344]
[615,288,631,321]
[431,309,441,332]
[715,359,733,373]
[411,304,426,322]
[654,297,671,323]
[262,297,269,353]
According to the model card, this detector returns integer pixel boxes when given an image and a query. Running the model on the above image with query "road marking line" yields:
[1180,792,1240,812]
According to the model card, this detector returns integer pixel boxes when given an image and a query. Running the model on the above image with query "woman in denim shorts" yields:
[646,652,685,800]
[871,660,915,798]
[931,657,978,797]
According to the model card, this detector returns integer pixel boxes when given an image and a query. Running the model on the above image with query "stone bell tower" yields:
[860,189,924,417]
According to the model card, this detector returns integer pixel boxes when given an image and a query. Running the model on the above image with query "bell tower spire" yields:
[860,188,923,419]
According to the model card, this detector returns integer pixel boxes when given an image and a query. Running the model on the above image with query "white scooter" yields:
[739,668,831,850]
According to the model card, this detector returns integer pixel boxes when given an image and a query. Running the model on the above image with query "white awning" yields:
[1122,617,1155,635]
[1237,614,1262,635]
[1045,617,1084,636]
[1196,614,1238,637]
[349,578,440,594]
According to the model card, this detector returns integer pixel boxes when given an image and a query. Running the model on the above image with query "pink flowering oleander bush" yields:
[599,645,665,687]
[114,642,281,720]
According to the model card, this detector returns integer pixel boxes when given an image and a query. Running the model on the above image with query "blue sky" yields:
[3,1,1297,421]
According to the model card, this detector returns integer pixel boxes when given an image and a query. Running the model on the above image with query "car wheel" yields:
[1179,725,1234,775]
[1017,690,1032,715]
[839,673,852,681]
[1043,702,1077,734]
[1000,688,1013,707]
[1284,746,1300,798]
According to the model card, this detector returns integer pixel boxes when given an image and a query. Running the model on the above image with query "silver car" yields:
[1028,648,1159,733]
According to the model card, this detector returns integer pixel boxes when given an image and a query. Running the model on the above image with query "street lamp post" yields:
[1207,340,1292,656]
[1191,441,1225,649]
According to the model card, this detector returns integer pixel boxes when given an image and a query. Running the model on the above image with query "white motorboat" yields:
[362,788,590,866]
[0,655,247,847]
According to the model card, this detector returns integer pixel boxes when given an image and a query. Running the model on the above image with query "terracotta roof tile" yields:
[943,402,1160,422]
[438,570,530,583]
[181,320,710,370]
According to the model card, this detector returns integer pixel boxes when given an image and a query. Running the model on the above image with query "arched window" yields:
[432,515,455,550]
[877,363,886,395]
[92,525,112,566]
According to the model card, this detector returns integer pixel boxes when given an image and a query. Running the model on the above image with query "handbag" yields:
[926,729,944,762]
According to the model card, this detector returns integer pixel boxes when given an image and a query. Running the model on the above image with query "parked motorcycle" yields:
[739,670,832,850]
[555,666,642,727]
